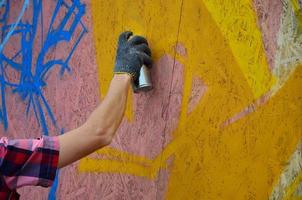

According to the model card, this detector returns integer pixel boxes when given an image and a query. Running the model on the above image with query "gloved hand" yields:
[114,31,152,82]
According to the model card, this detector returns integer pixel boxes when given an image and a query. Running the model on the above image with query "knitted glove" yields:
[114,31,152,82]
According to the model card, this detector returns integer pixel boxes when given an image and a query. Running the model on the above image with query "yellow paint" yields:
[91,147,153,165]
[79,135,192,179]
[82,0,302,199]
[90,0,182,120]
[290,0,302,30]
[283,171,302,200]
[202,0,276,98]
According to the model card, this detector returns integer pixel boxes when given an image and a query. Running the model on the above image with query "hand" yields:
[114,31,152,82]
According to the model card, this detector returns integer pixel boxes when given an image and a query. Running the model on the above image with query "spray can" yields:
[133,64,153,93]
[128,34,153,93]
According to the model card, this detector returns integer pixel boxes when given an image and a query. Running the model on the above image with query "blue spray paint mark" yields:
[0,1,87,199]
[0,0,29,54]
[48,169,60,200]
[48,128,65,200]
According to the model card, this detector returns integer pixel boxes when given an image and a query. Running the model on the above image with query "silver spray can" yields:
[133,65,153,93]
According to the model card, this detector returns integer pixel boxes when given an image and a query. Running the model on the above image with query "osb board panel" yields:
[1,0,302,200]
[0,0,99,199]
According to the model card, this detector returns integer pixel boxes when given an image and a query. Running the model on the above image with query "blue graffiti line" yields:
[0,0,28,53]
[0,0,87,135]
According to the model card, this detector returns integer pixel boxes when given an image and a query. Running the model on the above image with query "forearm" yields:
[58,74,131,168]
[84,74,131,141]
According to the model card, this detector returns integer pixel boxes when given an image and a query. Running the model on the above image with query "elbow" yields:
[82,121,117,147]
[94,126,115,146]
[102,131,114,146]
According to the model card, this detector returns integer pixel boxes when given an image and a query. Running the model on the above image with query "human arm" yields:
[57,31,152,168]
[57,74,131,168]
[0,31,151,195]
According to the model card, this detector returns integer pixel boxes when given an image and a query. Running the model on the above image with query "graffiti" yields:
[0,0,87,135]
[0,1,87,199]
[1,0,301,199]
[269,141,302,200]
[76,0,302,199]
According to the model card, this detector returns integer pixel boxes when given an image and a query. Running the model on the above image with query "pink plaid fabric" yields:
[0,136,60,200]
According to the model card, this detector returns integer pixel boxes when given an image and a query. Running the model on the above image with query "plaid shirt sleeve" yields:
[0,136,60,190]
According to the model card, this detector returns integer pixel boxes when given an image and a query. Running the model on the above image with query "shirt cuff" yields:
[37,136,60,187]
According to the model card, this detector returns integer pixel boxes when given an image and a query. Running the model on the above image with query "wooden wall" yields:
[1,0,302,199]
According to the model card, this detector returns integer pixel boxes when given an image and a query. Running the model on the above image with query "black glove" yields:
[114,31,152,82]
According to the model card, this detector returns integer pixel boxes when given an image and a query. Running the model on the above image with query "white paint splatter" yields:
[272,0,302,94]
[269,1,302,199]
[269,141,302,200]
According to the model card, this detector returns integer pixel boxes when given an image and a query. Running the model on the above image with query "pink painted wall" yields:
[0,1,99,199]
[2,0,300,200]
[253,0,283,70]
